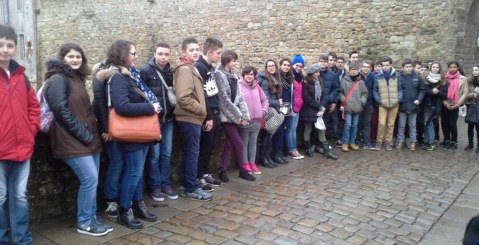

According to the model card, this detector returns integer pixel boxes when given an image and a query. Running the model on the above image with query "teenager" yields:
[318,55,340,147]
[45,43,109,235]
[0,24,40,244]
[457,65,479,152]
[106,40,159,229]
[357,60,376,149]
[301,64,338,160]
[173,37,212,201]
[339,62,368,152]
[215,50,255,181]
[421,62,447,151]
[239,66,268,175]
[442,61,467,151]
[140,42,178,201]
[196,38,223,190]
[257,59,282,167]
[396,59,425,151]
[373,56,403,151]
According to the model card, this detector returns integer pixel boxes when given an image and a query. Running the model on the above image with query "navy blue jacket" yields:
[361,72,376,108]
[319,69,339,108]
[140,58,175,123]
[110,71,156,151]
[399,72,426,113]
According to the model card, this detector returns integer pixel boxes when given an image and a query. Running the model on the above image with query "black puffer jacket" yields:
[140,58,175,123]
[300,81,322,122]
[44,58,101,158]
[92,62,110,134]
[399,72,426,113]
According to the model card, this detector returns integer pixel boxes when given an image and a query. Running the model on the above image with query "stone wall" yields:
[28,0,479,224]
[35,0,478,78]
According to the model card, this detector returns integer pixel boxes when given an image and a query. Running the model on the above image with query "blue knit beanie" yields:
[292,54,305,66]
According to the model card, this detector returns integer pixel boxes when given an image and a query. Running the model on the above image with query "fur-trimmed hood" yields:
[94,63,132,83]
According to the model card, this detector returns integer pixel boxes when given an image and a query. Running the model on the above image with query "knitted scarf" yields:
[280,71,293,90]
[129,67,159,104]
[427,73,441,84]
[314,78,322,102]
[445,71,461,103]
[292,68,303,82]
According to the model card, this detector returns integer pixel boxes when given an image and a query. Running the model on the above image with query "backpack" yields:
[37,74,69,133]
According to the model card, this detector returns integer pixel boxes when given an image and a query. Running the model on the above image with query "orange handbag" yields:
[107,76,161,142]
[108,108,160,142]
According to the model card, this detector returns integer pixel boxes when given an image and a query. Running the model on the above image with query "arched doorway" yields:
[459,0,479,71]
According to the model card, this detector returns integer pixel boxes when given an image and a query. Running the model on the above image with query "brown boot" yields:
[395,142,403,149]
[409,142,416,151]
[341,144,349,152]
[349,144,359,151]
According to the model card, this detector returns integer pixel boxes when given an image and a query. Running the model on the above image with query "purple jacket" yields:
[239,79,269,121]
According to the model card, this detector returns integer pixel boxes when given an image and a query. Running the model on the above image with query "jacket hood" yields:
[172,58,193,73]
[257,71,267,80]
[94,64,131,83]
[239,78,259,88]
[44,58,74,80]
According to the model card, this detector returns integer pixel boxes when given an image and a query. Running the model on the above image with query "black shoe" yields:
[266,155,278,167]
[258,157,274,168]
[271,154,284,164]
[218,171,230,182]
[118,208,143,229]
[132,200,157,222]
[279,155,289,164]
[239,171,256,181]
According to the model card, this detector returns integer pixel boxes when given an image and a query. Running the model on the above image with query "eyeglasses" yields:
[129,52,138,56]
[295,65,304,68]
[267,65,276,68]
[245,73,255,76]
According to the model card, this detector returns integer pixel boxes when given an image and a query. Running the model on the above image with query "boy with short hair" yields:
[141,42,178,201]
[373,56,403,150]
[396,59,426,151]
[173,37,212,201]
[195,37,224,187]
[0,24,40,245]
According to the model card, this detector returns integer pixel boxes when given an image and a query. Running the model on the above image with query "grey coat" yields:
[214,65,250,123]
[339,75,368,114]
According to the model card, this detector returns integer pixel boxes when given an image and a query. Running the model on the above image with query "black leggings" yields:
[441,108,459,142]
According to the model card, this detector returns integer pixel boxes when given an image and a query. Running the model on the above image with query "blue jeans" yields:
[425,120,435,145]
[0,160,32,245]
[178,121,201,193]
[146,120,173,191]
[103,140,124,201]
[284,113,300,152]
[342,113,359,144]
[398,112,418,143]
[64,154,100,226]
[120,147,149,209]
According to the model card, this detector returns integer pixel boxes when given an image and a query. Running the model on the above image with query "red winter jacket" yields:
[0,60,40,162]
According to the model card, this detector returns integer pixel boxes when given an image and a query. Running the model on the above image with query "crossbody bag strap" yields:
[342,80,360,107]
[154,68,169,90]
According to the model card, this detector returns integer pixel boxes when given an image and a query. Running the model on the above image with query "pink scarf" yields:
[445,71,460,103]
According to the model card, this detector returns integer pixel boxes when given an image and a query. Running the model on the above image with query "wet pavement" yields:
[32,122,479,245]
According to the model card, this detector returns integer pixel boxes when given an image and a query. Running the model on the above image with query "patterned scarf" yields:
[427,73,441,84]
[280,72,293,90]
[445,71,461,103]
[129,67,159,104]
[314,78,322,102]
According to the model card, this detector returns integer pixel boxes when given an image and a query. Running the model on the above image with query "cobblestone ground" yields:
[33,123,479,245]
